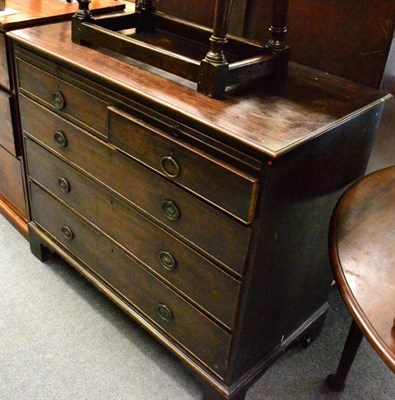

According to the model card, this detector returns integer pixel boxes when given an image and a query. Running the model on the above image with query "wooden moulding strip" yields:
[94,12,139,32]
[227,54,275,85]
[0,195,28,238]
[80,22,200,82]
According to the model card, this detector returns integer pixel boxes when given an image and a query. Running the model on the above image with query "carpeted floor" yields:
[0,214,394,400]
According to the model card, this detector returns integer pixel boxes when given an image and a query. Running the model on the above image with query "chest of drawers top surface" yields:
[0,0,124,32]
[8,22,390,158]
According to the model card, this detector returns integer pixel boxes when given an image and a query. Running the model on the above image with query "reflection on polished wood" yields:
[327,166,395,390]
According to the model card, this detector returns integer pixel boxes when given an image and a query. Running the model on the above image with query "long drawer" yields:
[17,59,108,139]
[108,107,258,223]
[29,181,231,377]
[21,95,250,275]
[25,137,240,328]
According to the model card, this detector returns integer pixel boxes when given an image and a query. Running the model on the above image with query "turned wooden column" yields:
[136,0,155,33]
[72,0,92,43]
[205,0,234,64]
[75,0,93,22]
[267,0,289,51]
[136,0,154,13]
[198,0,234,98]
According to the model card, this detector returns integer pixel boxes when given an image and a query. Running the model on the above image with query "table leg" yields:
[326,320,364,391]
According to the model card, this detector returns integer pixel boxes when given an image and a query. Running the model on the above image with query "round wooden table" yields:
[326,166,395,391]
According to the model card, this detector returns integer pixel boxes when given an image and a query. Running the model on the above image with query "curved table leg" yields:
[326,320,364,392]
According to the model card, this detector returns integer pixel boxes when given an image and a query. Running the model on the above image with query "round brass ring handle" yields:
[159,251,177,271]
[156,304,173,321]
[52,91,66,110]
[58,177,71,193]
[61,225,74,240]
[162,200,180,221]
[54,131,68,148]
[160,156,180,178]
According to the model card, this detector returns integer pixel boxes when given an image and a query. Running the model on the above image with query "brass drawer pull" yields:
[52,91,66,110]
[58,177,71,193]
[156,304,173,321]
[159,251,177,271]
[61,225,74,240]
[54,131,68,148]
[160,156,180,178]
[162,200,180,221]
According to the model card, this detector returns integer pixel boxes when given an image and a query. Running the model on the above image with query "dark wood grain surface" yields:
[0,0,125,31]
[8,22,391,157]
[330,166,395,371]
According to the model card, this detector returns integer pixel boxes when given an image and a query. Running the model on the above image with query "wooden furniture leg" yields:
[29,226,51,262]
[267,0,289,51]
[136,0,155,33]
[198,0,234,97]
[326,320,364,392]
[75,0,93,21]
[202,383,246,400]
[72,0,93,44]
[301,307,327,348]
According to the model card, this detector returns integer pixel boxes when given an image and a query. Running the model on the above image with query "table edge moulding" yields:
[7,13,392,400]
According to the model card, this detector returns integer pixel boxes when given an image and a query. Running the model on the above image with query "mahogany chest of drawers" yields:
[9,21,390,400]
[0,0,124,237]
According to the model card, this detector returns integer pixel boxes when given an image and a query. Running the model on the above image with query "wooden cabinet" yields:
[0,0,125,237]
[9,21,390,400]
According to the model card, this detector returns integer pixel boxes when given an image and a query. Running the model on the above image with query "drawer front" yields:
[25,138,240,328]
[0,35,10,91]
[21,95,250,275]
[0,90,16,156]
[0,146,27,217]
[17,59,108,138]
[29,182,231,377]
[109,107,257,223]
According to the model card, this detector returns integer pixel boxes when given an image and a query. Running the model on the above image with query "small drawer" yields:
[29,182,231,377]
[109,107,258,223]
[0,35,10,91]
[17,59,108,138]
[25,138,241,328]
[0,146,27,217]
[21,95,250,275]
[0,90,16,156]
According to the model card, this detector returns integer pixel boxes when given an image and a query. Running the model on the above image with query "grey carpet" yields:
[0,215,394,399]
